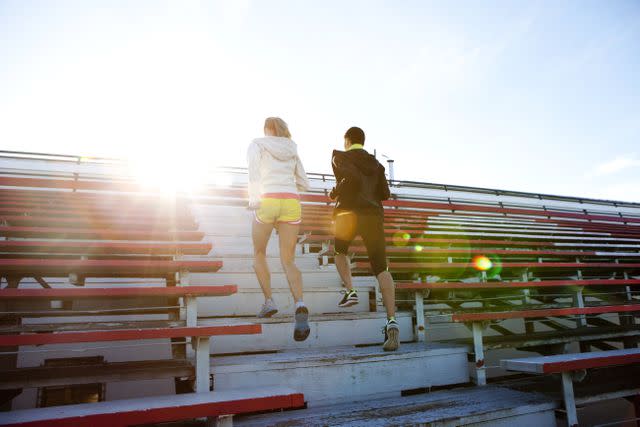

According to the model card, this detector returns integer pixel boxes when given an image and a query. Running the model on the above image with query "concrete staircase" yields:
[190,201,472,407]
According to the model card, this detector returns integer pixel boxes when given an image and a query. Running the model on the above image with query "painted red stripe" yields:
[452,304,640,322]
[0,259,222,274]
[542,353,640,373]
[357,262,640,270]
[0,285,237,299]
[302,224,640,241]
[0,207,191,221]
[298,194,640,224]
[0,215,198,230]
[348,246,599,257]
[0,324,262,346]
[397,279,640,290]
[303,234,553,247]
[0,226,204,240]
[1,393,305,427]
[0,241,212,255]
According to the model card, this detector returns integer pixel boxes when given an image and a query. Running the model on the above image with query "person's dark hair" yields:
[344,127,365,146]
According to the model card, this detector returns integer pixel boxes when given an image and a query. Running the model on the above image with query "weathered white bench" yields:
[0,386,304,427]
[501,348,640,427]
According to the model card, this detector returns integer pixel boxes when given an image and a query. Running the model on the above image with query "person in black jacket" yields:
[330,126,399,351]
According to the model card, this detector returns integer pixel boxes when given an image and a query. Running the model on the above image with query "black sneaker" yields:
[294,306,310,342]
[338,289,359,307]
[382,319,400,351]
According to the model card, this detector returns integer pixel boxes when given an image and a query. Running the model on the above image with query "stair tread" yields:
[211,342,468,368]
[235,385,555,426]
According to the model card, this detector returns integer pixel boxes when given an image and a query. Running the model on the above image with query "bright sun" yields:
[128,153,213,196]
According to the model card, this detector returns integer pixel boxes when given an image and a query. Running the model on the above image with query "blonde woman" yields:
[247,117,311,341]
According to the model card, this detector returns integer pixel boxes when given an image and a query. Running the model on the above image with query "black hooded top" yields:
[330,147,390,215]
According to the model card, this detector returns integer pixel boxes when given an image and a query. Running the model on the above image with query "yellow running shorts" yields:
[255,193,302,225]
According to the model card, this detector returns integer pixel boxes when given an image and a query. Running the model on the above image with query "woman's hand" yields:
[247,200,261,210]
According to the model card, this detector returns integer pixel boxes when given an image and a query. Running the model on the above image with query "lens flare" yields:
[472,255,493,271]
[392,232,411,247]
[415,245,423,252]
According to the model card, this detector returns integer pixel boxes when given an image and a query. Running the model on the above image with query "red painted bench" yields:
[298,194,640,224]
[447,304,640,386]
[0,324,260,346]
[0,285,237,299]
[0,240,212,255]
[0,214,198,231]
[355,261,640,273]
[0,259,221,287]
[501,348,640,427]
[0,226,203,240]
[300,214,636,236]
[0,323,261,396]
[401,279,640,343]
[301,233,555,248]
[336,245,640,258]
[0,206,193,222]
[398,279,640,291]
[0,259,221,275]
[0,386,304,427]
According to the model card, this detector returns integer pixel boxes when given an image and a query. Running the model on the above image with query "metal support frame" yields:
[522,272,535,334]
[561,371,579,427]
[573,287,590,353]
[207,414,233,427]
[195,336,211,393]
[622,271,639,349]
[181,267,196,323]
[574,287,586,327]
[415,291,426,342]
[471,322,487,386]
[186,296,198,328]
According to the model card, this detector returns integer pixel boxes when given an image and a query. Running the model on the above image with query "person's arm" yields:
[329,151,341,200]
[332,153,361,197]
[378,165,391,201]
[246,142,262,208]
[294,155,312,192]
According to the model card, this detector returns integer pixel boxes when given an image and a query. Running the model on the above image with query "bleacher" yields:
[1,150,639,426]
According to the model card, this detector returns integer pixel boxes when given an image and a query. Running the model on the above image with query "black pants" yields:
[334,210,388,276]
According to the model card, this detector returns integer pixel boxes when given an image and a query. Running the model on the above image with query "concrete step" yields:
[206,236,303,257]
[189,270,343,288]
[201,312,413,354]
[197,286,372,316]
[210,342,469,406]
[215,255,320,272]
[234,385,557,427]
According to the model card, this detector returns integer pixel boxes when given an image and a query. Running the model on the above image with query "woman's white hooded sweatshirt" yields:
[247,136,311,205]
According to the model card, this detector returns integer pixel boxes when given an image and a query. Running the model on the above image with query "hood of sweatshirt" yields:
[333,148,383,176]
[253,136,299,161]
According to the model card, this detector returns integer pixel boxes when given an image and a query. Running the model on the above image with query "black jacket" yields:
[330,148,390,215]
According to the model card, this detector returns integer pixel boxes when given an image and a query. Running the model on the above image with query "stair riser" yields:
[212,348,469,406]
[209,315,412,354]
[198,289,372,316]
[189,271,344,288]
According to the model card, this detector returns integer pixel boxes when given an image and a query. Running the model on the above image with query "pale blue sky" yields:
[1,1,639,201]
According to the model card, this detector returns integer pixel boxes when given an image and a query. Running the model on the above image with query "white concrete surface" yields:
[203,312,413,354]
[235,385,557,427]
[211,342,469,406]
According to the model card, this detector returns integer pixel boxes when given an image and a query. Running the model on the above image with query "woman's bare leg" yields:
[252,219,274,301]
[277,223,303,302]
